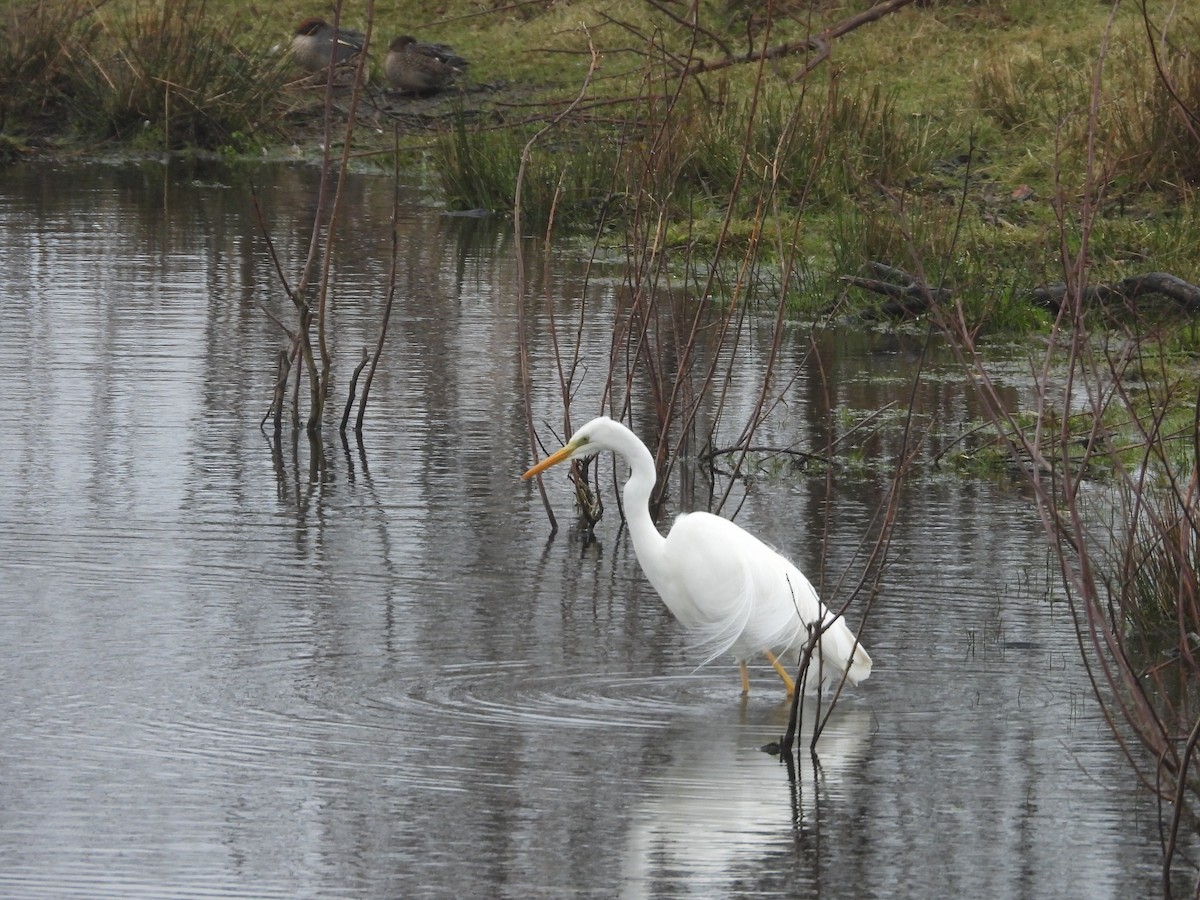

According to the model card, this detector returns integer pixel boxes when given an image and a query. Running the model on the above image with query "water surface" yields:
[0,160,1170,897]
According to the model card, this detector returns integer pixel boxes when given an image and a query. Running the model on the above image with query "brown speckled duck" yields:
[291,17,367,73]
[384,35,468,93]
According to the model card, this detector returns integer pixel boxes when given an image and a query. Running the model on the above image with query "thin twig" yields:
[355,122,403,435]
[520,31,601,527]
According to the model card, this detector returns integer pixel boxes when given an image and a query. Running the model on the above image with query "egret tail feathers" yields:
[808,618,872,688]
[844,640,873,685]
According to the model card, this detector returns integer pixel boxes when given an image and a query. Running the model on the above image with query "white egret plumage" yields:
[523,416,872,696]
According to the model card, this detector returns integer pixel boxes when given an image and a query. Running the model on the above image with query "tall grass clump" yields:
[436,73,939,269]
[64,0,289,150]
[0,0,98,138]
[435,115,624,225]
[823,82,933,196]
[436,118,525,214]
[1121,488,1200,640]
[972,49,1091,134]
[1105,20,1200,190]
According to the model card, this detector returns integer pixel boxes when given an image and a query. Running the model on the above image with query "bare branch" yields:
[680,0,919,79]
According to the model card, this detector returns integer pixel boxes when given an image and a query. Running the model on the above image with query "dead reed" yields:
[2,0,289,151]
[254,2,388,448]
[0,0,97,134]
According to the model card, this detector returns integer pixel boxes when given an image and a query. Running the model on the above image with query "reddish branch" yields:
[680,0,920,79]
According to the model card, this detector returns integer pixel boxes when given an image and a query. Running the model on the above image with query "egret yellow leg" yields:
[764,650,796,698]
[740,661,750,696]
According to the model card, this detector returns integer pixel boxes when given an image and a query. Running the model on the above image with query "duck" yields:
[384,35,468,93]
[291,17,367,73]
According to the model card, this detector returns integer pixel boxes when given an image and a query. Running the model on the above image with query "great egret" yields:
[523,416,872,696]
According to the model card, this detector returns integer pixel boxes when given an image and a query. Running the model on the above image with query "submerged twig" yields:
[341,348,370,435]
[354,122,403,436]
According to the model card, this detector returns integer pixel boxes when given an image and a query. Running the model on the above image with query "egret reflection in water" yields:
[621,704,874,897]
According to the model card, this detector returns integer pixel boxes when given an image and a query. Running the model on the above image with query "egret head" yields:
[522,417,619,480]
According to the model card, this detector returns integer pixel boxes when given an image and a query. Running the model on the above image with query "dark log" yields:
[1029,273,1200,315]
[846,264,1200,321]
[842,268,952,320]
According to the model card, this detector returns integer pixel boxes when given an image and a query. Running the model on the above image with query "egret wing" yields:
[660,513,801,664]
[662,512,871,684]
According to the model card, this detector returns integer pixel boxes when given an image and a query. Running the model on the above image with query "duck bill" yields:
[522,443,576,480]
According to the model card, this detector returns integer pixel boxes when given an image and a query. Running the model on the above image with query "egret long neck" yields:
[610,425,669,578]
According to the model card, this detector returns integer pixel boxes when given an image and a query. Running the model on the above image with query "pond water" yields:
[0,160,1174,897]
